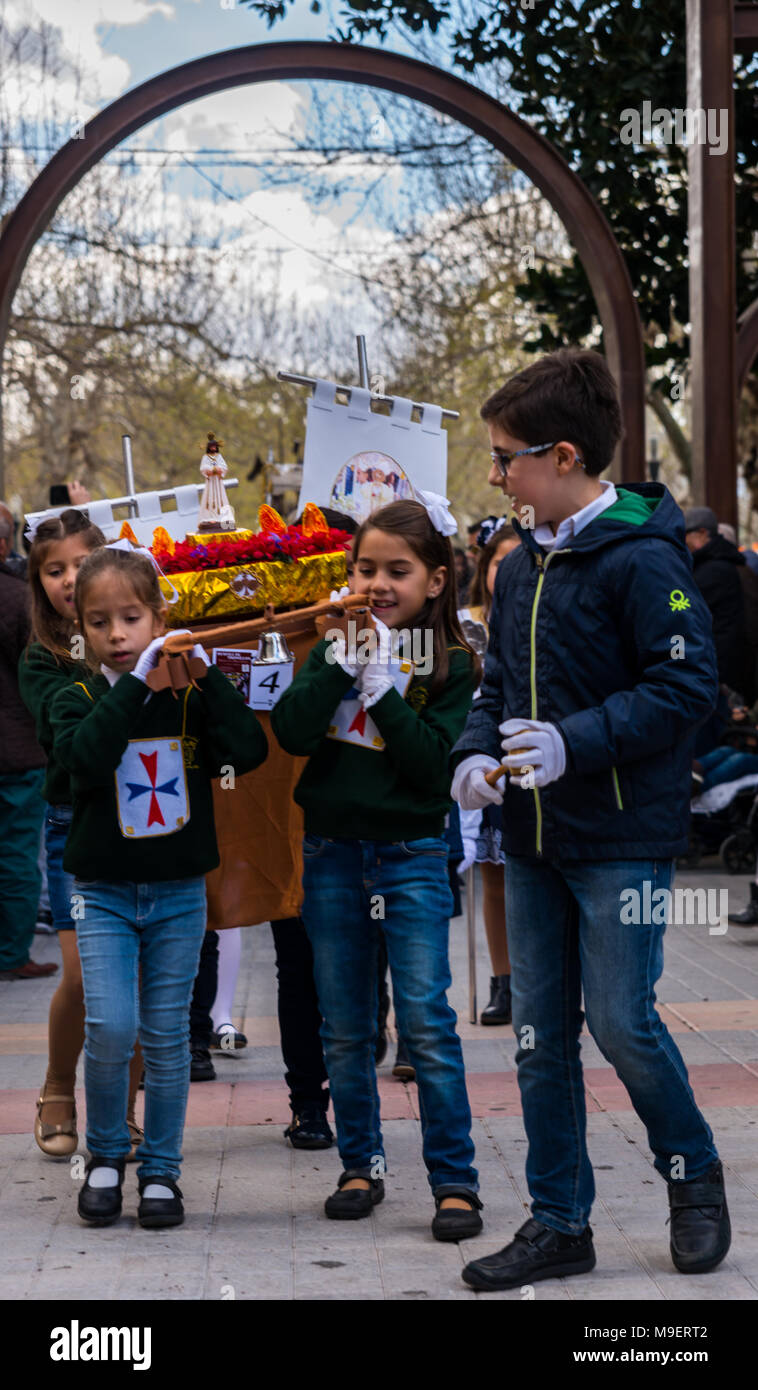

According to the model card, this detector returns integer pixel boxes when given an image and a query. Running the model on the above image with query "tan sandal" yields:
[126,1118,144,1163]
[34,1091,78,1158]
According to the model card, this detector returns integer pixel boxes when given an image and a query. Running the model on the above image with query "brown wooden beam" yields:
[687,0,738,525]
[734,2,758,50]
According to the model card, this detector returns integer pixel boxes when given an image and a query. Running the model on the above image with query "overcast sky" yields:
[4,0,422,335]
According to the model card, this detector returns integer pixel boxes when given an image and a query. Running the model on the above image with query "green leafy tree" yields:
[242,0,758,474]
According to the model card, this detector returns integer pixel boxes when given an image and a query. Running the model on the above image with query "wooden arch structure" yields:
[0,41,645,492]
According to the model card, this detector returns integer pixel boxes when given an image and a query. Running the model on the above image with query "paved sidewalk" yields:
[1,863,757,1301]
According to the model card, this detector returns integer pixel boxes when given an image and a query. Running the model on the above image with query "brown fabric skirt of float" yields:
[193,620,314,930]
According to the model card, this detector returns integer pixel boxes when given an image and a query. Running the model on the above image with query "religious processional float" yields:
[24,339,459,939]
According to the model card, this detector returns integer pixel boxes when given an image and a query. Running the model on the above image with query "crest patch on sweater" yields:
[115,738,189,838]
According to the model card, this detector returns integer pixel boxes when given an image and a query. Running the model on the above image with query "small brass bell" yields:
[254,630,294,665]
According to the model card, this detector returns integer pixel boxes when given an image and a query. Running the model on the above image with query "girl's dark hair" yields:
[480,347,623,477]
[27,509,105,662]
[75,546,166,642]
[353,499,481,695]
[469,526,520,618]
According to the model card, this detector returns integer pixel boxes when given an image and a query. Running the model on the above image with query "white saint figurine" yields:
[198,432,236,532]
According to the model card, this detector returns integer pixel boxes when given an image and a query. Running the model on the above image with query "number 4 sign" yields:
[249,660,293,710]
[212,647,293,711]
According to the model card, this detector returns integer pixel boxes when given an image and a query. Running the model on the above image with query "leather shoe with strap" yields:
[325,1169,385,1220]
[432,1186,483,1242]
[137,1176,184,1229]
[78,1156,126,1227]
[462,1218,595,1291]
[668,1161,731,1273]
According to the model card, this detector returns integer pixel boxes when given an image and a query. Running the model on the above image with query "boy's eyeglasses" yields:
[490,442,585,476]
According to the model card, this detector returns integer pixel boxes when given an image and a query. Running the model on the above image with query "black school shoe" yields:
[78,1156,126,1227]
[668,1160,731,1273]
[325,1170,385,1220]
[210,1024,248,1052]
[284,1104,334,1150]
[480,975,512,1026]
[462,1218,595,1291]
[431,1187,483,1242]
[190,1047,216,1082]
[137,1176,184,1229]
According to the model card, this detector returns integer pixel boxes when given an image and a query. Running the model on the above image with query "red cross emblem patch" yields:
[115,738,190,839]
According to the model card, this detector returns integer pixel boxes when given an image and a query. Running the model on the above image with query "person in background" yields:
[188,931,219,1082]
[684,507,746,694]
[453,547,472,605]
[457,523,520,1025]
[0,502,27,577]
[0,549,58,980]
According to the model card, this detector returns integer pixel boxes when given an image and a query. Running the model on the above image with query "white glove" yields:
[132,635,170,683]
[329,587,350,602]
[191,643,210,668]
[451,754,505,810]
[359,616,395,709]
[457,838,478,877]
[329,633,361,679]
[499,717,567,789]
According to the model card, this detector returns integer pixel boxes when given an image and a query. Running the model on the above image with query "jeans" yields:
[699,746,758,790]
[0,769,45,970]
[75,877,207,1181]
[44,804,76,931]
[270,917,329,1113]
[504,855,719,1233]
[301,835,478,1193]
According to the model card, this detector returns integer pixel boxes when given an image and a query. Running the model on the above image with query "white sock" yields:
[142,1183,175,1200]
[89,1166,120,1188]
[211,927,242,1032]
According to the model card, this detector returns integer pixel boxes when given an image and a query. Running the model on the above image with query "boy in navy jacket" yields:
[452,348,729,1291]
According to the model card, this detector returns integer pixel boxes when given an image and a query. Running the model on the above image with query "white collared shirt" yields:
[533,480,618,551]
[101,663,121,687]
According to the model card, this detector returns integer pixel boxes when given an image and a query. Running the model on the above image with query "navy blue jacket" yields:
[451,484,718,860]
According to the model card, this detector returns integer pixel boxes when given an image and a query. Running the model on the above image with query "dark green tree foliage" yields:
[241,0,758,390]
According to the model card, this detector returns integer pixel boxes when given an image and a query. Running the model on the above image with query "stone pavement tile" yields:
[667,999,758,1030]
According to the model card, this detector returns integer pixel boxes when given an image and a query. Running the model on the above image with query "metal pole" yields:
[466,865,477,1024]
[356,334,370,389]
[686,0,737,523]
[276,369,460,421]
[121,435,137,517]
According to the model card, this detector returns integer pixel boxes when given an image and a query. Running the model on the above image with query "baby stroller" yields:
[686,718,758,871]
[687,782,758,871]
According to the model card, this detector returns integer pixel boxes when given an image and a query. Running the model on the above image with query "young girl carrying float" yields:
[49,545,267,1228]
[272,496,485,1241]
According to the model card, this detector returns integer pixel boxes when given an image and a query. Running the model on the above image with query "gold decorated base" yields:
[184,529,253,546]
[162,550,348,626]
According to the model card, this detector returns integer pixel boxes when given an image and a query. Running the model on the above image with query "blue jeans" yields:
[44,804,76,931]
[301,835,478,1194]
[699,746,758,790]
[504,856,719,1233]
[74,878,207,1181]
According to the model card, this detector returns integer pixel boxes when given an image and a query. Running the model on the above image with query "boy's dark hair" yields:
[480,348,623,477]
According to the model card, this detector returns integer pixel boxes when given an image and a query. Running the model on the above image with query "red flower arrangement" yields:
[154,526,352,575]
